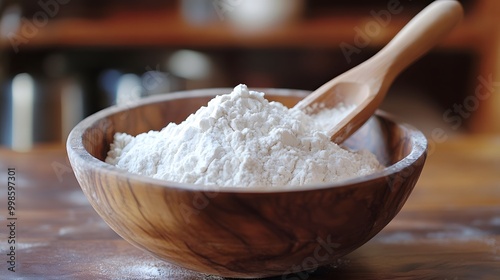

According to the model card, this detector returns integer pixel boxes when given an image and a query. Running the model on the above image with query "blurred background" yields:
[0,0,498,151]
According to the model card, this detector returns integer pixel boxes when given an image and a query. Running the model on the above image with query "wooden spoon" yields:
[295,0,464,143]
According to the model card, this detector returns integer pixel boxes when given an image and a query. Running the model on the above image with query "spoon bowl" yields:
[296,0,464,143]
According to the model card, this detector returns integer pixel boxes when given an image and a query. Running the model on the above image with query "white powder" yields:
[106,84,383,189]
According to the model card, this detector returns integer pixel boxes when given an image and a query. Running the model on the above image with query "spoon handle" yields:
[295,0,463,144]
[372,0,464,84]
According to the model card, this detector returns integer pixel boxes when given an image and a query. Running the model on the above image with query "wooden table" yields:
[1,135,499,279]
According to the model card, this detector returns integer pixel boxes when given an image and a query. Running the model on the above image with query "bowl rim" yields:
[67,87,427,194]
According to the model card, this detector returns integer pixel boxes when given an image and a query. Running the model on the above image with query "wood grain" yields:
[1,135,499,279]
[66,88,427,278]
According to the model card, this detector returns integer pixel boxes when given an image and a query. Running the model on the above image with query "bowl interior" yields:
[69,88,427,278]
[82,88,408,169]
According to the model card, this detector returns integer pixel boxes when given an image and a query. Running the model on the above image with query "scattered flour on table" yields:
[106,84,383,189]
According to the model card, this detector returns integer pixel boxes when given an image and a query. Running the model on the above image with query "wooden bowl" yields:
[67,88,427,278]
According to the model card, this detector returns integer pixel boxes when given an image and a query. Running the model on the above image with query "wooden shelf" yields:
[1,0,499,133]
[0,9,489,50]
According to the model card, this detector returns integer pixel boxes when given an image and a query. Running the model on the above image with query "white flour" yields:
[106,84,383,189]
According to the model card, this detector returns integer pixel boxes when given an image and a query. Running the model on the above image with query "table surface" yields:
[0,135,499,280]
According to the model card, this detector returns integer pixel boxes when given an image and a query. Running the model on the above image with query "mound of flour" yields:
[106,84,383,188]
